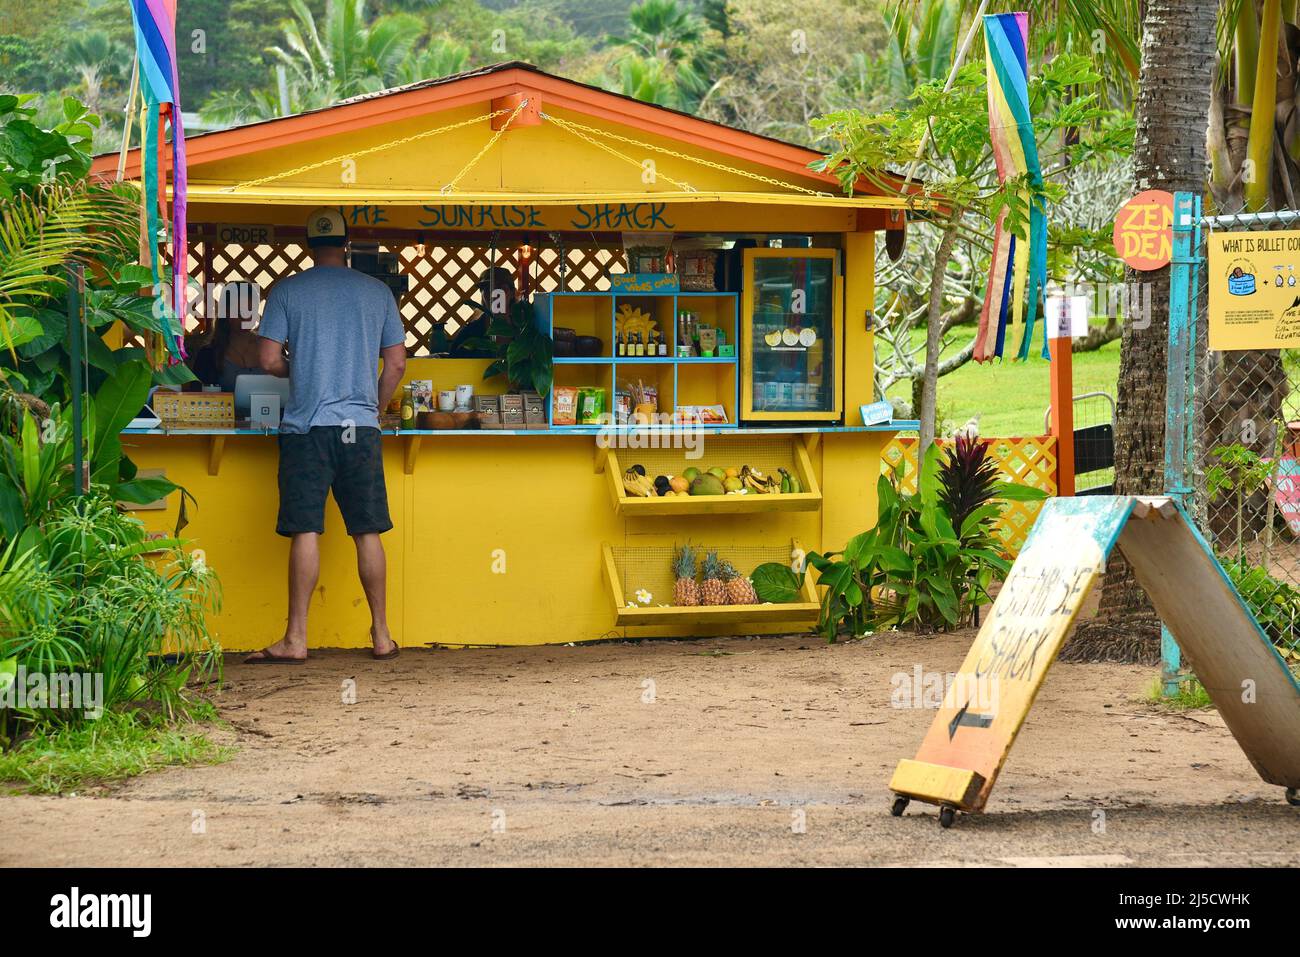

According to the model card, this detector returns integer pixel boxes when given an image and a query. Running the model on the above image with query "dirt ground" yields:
[4,630,1298,867]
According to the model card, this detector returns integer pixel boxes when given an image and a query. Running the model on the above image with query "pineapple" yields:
[721,560,758,605]
[672,544,700,607]
[700,550,728,606]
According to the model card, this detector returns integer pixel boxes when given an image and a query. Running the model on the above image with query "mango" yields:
[690,474,725,496]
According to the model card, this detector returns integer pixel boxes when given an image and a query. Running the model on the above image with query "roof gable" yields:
[93,62,884,199]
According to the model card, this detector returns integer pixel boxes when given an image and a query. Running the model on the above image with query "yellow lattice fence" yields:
[881,436,1058,556]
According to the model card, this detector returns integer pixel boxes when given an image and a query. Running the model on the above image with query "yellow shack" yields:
[93,62,920,649]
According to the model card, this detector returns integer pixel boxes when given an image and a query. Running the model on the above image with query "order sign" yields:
[1113,190,1174,270]
[1207,229,1300,350]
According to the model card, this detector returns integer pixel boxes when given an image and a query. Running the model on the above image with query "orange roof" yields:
[92,61,913,204]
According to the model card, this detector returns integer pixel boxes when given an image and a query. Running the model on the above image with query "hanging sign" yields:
[1207,229,1300,350]
[216,223,276,245]
[1112,190,1173,271]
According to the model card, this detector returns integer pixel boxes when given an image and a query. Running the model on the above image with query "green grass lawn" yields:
[881,324,1122,437]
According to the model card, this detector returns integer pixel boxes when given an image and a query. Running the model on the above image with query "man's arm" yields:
[259,336,291,378]
[377,342,406,411]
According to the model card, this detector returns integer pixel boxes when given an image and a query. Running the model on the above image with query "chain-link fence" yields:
[1184,203,1300,669]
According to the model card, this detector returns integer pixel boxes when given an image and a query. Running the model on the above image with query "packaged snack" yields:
[677,404,728,425]
[577,387,606,425]
[409,379,434,412]
[553,386,579,426]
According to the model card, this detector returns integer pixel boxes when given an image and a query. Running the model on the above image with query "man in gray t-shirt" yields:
[244,208,407,664]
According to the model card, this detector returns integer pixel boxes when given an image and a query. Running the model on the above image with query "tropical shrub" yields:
[1,94,195,500]
[0,489,221,744]
[1221,559,1300,665]
[0,96,219,751]
[805,435,1046,641]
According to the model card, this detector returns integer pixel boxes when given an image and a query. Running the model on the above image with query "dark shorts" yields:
[276,427,392,537]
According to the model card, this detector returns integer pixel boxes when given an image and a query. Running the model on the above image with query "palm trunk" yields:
[1063,0,1217,664]
[1245,0,1283,211]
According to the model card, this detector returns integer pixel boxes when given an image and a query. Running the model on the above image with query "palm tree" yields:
[1065,2,1218,664]
[1,182,136,357]
[65,31,127,117]
[1208,0,1300,212]
[881,0,961,103]
[887,0,1143,106]
[611,0,704,62]
[268,0,425,101]
[396,36,470,86]
[885,2,1221,662]
[608,0,715,110]
[608,55,683,108]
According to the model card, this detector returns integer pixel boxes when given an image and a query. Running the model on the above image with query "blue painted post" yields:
[1161,191,1202,695]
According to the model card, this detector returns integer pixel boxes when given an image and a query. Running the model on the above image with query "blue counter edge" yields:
[123,421,921,438]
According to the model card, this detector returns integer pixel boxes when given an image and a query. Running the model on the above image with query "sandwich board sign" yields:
[889,495,1300,826]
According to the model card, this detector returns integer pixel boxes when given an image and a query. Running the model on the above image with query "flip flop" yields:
[372,641,400,660]
[243,649,307,665]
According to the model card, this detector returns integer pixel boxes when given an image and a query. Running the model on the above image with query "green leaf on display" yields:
[750,562,803,604]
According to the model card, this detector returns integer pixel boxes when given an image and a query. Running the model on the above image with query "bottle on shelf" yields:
[399,384,415,431]
[617,332,626,357]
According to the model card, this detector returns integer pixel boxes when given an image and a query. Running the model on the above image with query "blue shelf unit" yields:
[536,290,740,428]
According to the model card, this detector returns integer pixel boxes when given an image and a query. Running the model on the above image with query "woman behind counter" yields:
[186,314,266,391]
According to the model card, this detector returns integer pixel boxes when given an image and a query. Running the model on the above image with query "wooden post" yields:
[1049,334,1075,497]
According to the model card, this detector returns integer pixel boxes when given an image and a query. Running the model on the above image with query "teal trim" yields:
[1162,191,1203,693]
[1022,495,1135,559]
[123,422,917,438]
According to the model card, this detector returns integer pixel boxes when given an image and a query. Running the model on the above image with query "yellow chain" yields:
[218,106,519,194]
[542,112,697,193]
[440,98,529,194]
[541,112,833,197]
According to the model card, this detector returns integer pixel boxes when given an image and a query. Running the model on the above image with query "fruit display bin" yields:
[598,433,822,515]
[602,542,820,626]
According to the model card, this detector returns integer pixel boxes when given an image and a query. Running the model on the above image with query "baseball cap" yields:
[305,207,347,247]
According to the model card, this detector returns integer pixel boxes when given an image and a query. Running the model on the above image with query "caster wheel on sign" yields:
[891,795,909,817]
[1287,788,1299,807]
[939,806,956,829]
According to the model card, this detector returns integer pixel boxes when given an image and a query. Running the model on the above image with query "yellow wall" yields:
[842,231,876,424]
[124,429,891,650]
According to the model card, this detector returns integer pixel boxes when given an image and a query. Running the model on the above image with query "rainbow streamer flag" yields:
[973,12,1048,363]
[129,0,187,360]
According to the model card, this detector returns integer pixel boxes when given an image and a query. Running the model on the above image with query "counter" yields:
[123,421,915,649]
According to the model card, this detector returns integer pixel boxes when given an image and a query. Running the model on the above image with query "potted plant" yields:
[466,300,553,396]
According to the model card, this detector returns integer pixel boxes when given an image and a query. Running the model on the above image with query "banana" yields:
[742,466,771,494]
[779,468,792,494]
[623,468,656,497]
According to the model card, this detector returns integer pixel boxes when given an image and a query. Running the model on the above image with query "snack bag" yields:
[577,387,606,425]
[552,386,579,426]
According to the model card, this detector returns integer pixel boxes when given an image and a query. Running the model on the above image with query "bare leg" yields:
[245,532,317,662]
[353,532,396,655]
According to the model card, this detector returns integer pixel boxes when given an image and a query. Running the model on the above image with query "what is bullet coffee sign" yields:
[1208,228,1300,350]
